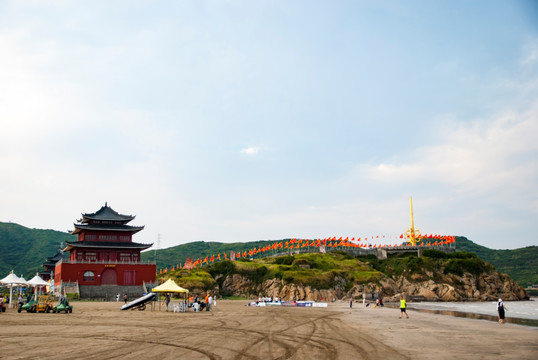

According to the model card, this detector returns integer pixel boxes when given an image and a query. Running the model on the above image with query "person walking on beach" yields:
[164,293,171,312]
[399,296,409,319]
[350,298,353,308]
[497,298,508,324]
[123,294,128,304]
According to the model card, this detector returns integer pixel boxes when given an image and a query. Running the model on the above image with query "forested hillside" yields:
[455,236,537,287]
[0,222,72,277]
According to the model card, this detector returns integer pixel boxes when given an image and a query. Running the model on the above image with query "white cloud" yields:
[522,38,538,65]
[350,102,538,248]
[240,146,261,155]
[364,105,538,195]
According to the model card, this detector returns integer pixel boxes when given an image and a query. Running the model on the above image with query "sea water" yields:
[406,297,538,327]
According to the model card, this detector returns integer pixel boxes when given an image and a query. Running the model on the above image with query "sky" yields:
[1,1,537,250]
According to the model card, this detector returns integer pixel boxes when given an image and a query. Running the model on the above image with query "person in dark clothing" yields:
[497,299,508,324]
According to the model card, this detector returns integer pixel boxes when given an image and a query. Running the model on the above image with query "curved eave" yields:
[81,215,134,224]
[72,224,144,235]
[64,241,153,252]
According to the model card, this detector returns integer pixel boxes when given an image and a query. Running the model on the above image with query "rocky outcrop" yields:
[217,270,528,302]
[376,271,528,302]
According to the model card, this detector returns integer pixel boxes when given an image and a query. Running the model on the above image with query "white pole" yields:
[9,285,13,309]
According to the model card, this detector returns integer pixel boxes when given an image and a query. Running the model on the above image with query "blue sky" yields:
[1,1,537,250]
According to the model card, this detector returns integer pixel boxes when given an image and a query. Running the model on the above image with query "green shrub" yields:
[451,251,478,259]
[273,255,294,265]
[422,249,449,259]
[207,260,235,278]
[255,266,268,278]
[292,258,311,267]
[444,258,488,276]
[405,256,426,274]
[174,269,217,290]
[331,251,353,260]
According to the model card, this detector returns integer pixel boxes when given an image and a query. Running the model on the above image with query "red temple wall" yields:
[55,262,156,286]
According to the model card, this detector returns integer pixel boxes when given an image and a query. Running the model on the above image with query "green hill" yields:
[160,249,521,303]
[0,222,72,278]
[148,237,537,288]
[455,236,538,287]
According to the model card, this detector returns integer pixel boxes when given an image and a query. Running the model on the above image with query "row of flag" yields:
[156,235,456,275]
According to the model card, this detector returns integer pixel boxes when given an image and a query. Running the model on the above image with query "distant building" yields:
[54,203,156,299]
[40,248,66,281]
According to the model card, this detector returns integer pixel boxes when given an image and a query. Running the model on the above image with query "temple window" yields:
[83,271,95,282]
[86,252,97,262]
[119,253,131,262]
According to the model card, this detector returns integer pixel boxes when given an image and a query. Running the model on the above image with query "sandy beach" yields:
[1,300,536,360]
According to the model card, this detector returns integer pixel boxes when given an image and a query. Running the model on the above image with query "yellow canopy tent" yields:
[151,279,189,311]
[152,279,189,293]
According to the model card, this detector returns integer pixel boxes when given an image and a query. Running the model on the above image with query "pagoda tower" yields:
[54,203,156,299]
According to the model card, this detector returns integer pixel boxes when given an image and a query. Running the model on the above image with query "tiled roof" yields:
[72,223,144,234]
[80,203,135,223]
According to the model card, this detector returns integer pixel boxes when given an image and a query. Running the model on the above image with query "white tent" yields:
[0,271,26,308]
[27,273,50,300]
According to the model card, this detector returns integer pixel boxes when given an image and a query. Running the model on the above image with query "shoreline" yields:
[379,298,538,328]
[382,302,538,327]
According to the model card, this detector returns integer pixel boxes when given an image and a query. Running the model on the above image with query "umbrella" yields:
[0,271,26,309]
[27,273,50,300]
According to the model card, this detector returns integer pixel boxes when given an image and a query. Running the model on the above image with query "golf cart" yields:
[52,297,73,313]
[18,295,54,313]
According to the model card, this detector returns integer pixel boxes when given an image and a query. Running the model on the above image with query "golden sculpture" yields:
[404,196,421,246]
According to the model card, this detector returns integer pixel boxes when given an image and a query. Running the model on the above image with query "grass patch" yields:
[166,268,217,290]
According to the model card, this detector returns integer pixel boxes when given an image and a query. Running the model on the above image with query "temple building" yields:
[54,203,156,299]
